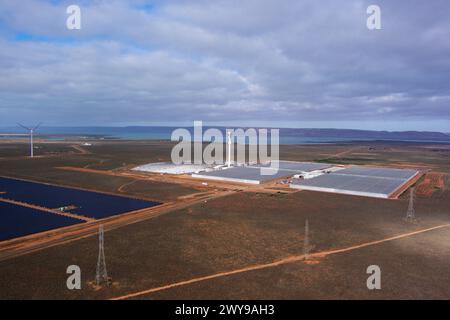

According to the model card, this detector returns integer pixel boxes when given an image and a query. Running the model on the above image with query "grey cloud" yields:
[0,0,449,128]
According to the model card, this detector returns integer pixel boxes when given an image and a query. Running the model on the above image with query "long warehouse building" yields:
[290,166,421,199]
[192,161,333,184]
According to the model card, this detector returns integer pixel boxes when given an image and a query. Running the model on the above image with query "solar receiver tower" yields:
[227,130,232,167]
[96,225,110,286]
[17,122,41,157]
[405,188,416,221]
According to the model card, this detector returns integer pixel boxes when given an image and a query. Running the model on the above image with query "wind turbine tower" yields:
[17,123,41,158]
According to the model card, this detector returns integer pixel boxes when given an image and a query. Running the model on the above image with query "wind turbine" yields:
[17,122,41,157]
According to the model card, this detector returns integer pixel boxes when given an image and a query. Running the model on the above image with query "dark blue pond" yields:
[0,202,83,241]
[0,177,161,219]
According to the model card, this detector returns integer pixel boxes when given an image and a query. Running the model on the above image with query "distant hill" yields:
[279,128,450,142]
[1,126,449,143]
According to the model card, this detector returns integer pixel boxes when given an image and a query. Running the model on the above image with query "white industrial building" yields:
[132,162,211,174]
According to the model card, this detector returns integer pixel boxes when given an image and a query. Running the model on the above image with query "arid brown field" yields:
[0,139,449,299]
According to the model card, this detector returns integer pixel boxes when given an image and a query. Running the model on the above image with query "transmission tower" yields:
[96,225,110,286]
[304,219,310,260]
[405,188,416,222]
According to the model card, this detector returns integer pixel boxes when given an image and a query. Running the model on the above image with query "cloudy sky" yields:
[0,0,449,131]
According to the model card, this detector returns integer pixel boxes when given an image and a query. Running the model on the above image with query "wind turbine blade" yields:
[33,122,42,131]
[17,123,31,131]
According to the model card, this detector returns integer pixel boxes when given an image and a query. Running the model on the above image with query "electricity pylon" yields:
[96,225,110,286]
[304,219,310,260]
[405,188,416,222]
